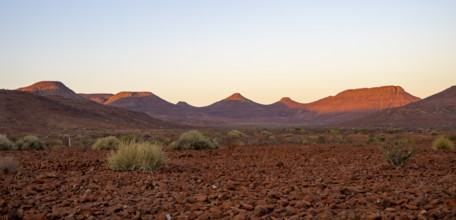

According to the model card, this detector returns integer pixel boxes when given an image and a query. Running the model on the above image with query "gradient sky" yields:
[1,1,455,106]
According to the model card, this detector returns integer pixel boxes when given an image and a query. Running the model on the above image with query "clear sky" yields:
[1,1,455,106]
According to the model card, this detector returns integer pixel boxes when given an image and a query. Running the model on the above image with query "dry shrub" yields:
[0,134,15,150]
[432,136,454,151]
[92,136,120,150]
[382,140,414,168]
[170,130,218,150]
[0,156,20,174]
[108,141,166,172]
[16,135,45,150]
[219,130,249,147]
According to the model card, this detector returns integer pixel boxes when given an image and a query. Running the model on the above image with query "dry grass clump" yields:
[170,130,218,150]
[227,130,247,139]
[0,134,15,150]
[16,135,45,150]
[382,140,414,168]
[0,156,20,174]
[108,141,166,172]
[432,135,454,151]
[92,136,121,150]
[219,130,249,147]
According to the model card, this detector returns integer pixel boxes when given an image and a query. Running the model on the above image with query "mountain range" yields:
[2,80,455,132]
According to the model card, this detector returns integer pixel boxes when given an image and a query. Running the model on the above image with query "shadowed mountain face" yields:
[105,92,178,115]
[79,93,113,104]
[347,86,456,128]
[17,81,86,101]
[0,90,172,134]
[13,81,432,128]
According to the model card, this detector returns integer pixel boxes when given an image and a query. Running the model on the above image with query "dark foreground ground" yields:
[1,142,455,219]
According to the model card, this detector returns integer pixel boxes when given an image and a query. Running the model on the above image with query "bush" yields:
[316,135,325,144]
[382,140,414,168]
[16,135,45,150]
[432,136,454,151]
[92,136,121,150]
[108,141,166,172]
[227,130,247,139]
[0,156,20,174]
[170,130,218,150]
[0,134,15,150]
[218,130,249,147]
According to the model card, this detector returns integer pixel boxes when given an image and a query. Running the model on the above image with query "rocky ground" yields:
[1,142,455,219]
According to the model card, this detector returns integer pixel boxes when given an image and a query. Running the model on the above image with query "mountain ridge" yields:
[14,81,433,127]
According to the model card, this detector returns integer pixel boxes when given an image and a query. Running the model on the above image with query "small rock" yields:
[366,213,381,220]
[194,195,208,203]
[254,205,270,217]
[384,207,396,212]
[405,204,418,210]
[285,206,298,215]
[240,203,253,211]
[233,213,247,220]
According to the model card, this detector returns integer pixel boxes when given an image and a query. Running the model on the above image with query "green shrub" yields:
[382,140,414,168]
[16,135,45,150]
[316,135,325,144]
[170,130,218,150]
[432,136,454,151]
[0,134,15,150]
[0,156,20,174]
[92,136,121,150]
[108,141,166,172]
[119,133,137,143]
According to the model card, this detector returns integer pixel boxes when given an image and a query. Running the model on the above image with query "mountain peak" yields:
[224,93,249,102]
[18,81,67,92]
[280,97,293,102]
[17,81,84,100]
[277,97,305,108]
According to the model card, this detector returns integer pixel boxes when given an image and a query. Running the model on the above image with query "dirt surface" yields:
[1,143,455,219]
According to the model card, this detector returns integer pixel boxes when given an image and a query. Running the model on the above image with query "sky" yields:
[1,1,455,106]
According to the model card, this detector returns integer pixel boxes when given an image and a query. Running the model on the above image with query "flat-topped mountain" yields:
[305,86,420,113]
[17,81,86,101]
[104,91,177,115]
[348,86,456,128]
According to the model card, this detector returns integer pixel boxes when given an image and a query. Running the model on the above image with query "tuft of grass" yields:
[92,136,121,150]
[170,130,218,150]
[382,140,415,168]
[0,156,20,174]
[0,134,16,150]
[108,141,166,172]
[16,135,45,150]
[432,136,454,151]
[227,130,247,139]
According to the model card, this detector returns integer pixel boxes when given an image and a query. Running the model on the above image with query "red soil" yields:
[1,142,455,219]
